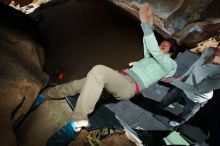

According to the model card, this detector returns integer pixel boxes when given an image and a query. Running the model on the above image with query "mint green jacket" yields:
[125,22,177,91]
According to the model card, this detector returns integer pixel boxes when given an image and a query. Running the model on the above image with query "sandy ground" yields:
[15,0,147,145]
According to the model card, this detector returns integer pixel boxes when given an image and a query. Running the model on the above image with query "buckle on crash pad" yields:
[86,133,100,146]
[96,128,111,140]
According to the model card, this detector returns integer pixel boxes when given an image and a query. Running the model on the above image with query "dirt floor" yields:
[15,0,149,145]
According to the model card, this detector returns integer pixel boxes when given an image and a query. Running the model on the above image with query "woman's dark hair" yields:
[165,39,178,59]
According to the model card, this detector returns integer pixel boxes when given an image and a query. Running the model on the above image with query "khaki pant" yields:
[43,65,136,120]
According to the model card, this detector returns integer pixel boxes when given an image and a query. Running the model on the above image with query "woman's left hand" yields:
[160,77,176,83]
[161,76,184,83]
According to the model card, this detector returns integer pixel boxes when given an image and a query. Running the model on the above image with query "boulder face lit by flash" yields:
[109,0,220,47]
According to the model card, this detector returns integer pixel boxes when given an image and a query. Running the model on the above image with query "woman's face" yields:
[159,40,171,54]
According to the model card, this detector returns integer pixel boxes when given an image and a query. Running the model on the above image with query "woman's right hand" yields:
[139,3,154,25]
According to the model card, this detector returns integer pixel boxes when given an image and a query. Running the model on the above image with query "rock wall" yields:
[109,0,220,47]
[0,0,32,6]
[0,4,49,146]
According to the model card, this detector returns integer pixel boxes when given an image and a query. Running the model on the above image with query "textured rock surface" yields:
[1,0,219,47]
[109,0,220,47]
[16,100,73,146]
[0,0,32,6]
[0,4,48,146]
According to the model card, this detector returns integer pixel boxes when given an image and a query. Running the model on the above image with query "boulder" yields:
[0,4,49,146]
[109,0,220,47]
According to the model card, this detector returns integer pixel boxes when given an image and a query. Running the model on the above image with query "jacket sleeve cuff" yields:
[141,22,153,36]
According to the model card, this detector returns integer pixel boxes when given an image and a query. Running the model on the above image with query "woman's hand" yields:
[161,77,175,83]
[161,76,185,83]
[139,3,154,25]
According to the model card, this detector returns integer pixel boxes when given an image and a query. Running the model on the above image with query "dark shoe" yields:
[46,122,77,146]
[29,94,46,112]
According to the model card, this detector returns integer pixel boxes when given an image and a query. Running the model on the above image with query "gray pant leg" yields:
[180,96,202,122]
[158,88,183,109]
